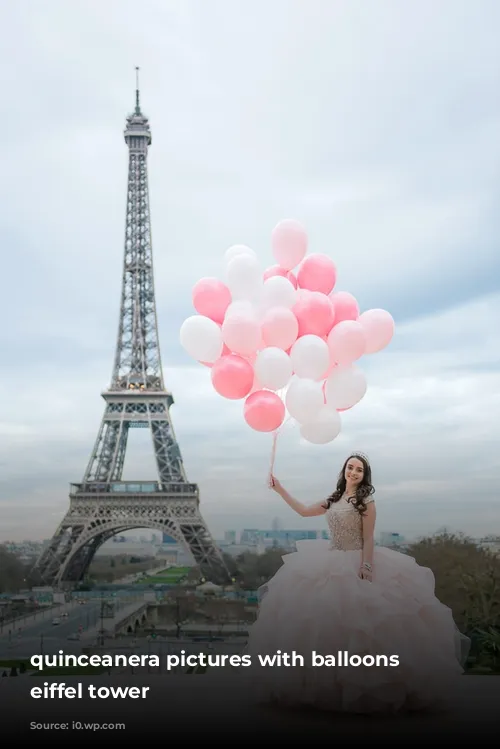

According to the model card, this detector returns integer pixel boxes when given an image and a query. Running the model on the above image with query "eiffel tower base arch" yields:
[33,485,230,588]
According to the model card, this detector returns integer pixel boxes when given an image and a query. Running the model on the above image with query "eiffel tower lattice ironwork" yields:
[33,73,230,588]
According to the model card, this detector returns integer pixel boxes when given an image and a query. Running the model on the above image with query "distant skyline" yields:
[1,1,500,544]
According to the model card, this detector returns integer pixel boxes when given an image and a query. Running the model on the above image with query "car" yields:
[67,633,80,640]
[52,618,61,625]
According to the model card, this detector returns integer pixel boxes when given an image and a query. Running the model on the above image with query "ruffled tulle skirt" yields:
[244,540,470,715]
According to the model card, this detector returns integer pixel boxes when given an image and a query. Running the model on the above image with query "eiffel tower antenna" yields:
[32,72,230,588]
[135,66,140,114]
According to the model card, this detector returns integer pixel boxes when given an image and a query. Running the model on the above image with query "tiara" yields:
[350,452,370,464]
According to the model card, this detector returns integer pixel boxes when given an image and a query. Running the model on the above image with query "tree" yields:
[222,553,239,577]
[185,566,202,583]
[0,546,27,594]
[404,532,500,672]
[255,548,286,579]
[405,532,500,633]
[229,548,287,590]
[161,593,198,638]
[474,627,500,671]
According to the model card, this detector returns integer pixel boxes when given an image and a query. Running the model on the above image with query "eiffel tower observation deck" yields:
[32,71,230,588]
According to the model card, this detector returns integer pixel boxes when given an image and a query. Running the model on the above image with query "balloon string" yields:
[267,386,291,482]
[268,415,292,480]
[269,431,278,480]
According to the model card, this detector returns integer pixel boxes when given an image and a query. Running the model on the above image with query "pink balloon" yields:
[192,278,231,324]
[271,219,308,271]
[244,390,285,432]
[211,355,254,400]
[297,254,337,295]
[358,309,395,354]
[293,291,335,338]
[263,265,298,288]
[261,307,299,350]
[327,320,366,366]
[330,291,359,324]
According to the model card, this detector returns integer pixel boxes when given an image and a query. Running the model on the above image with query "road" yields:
[0,601,103,659]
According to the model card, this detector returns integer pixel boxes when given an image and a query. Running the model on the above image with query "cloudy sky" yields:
[1,0,499,545]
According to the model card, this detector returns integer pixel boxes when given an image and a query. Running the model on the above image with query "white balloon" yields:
[180,315,223,363]
[290,335,330,380]
[224,244,257,264]
[226,253,262,301]
[285,378,324,424]
[262,275,297,310]
[225,300,256,320]
[255,347,293,391]
[221,308,261,357]
[325,364,367,410]
[300,405,342,444]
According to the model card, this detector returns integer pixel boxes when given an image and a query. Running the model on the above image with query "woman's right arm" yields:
[270,476,327,517]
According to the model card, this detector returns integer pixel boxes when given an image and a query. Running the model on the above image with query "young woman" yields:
[244,453,470,714]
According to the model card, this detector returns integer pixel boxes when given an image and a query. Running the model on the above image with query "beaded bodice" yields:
[326,496,374,551]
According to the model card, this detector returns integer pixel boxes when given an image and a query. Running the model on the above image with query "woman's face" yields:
[345,458,364,485]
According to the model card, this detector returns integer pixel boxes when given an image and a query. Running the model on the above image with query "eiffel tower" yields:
[32,71,230,588]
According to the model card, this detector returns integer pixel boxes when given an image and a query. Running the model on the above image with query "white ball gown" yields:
[244,495,470,714]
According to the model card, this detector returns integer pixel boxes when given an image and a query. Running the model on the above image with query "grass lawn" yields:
[0,659,31,668]
[138,566,190,585]
[31,667,108,676]
[0,659,107,676]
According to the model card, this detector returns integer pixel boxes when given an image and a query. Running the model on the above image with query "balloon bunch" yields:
[180,220,394,445]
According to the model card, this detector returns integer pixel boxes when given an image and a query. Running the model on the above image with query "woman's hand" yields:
[358,564,373,582]
[268,474,283,493]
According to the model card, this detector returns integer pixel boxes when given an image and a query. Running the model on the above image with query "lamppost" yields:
[175,597,181,639]
[99,593,105,647]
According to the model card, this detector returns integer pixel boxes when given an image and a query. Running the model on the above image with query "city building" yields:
[218,527,330,556]
[162,533,177,545]
[378,532,406,548]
